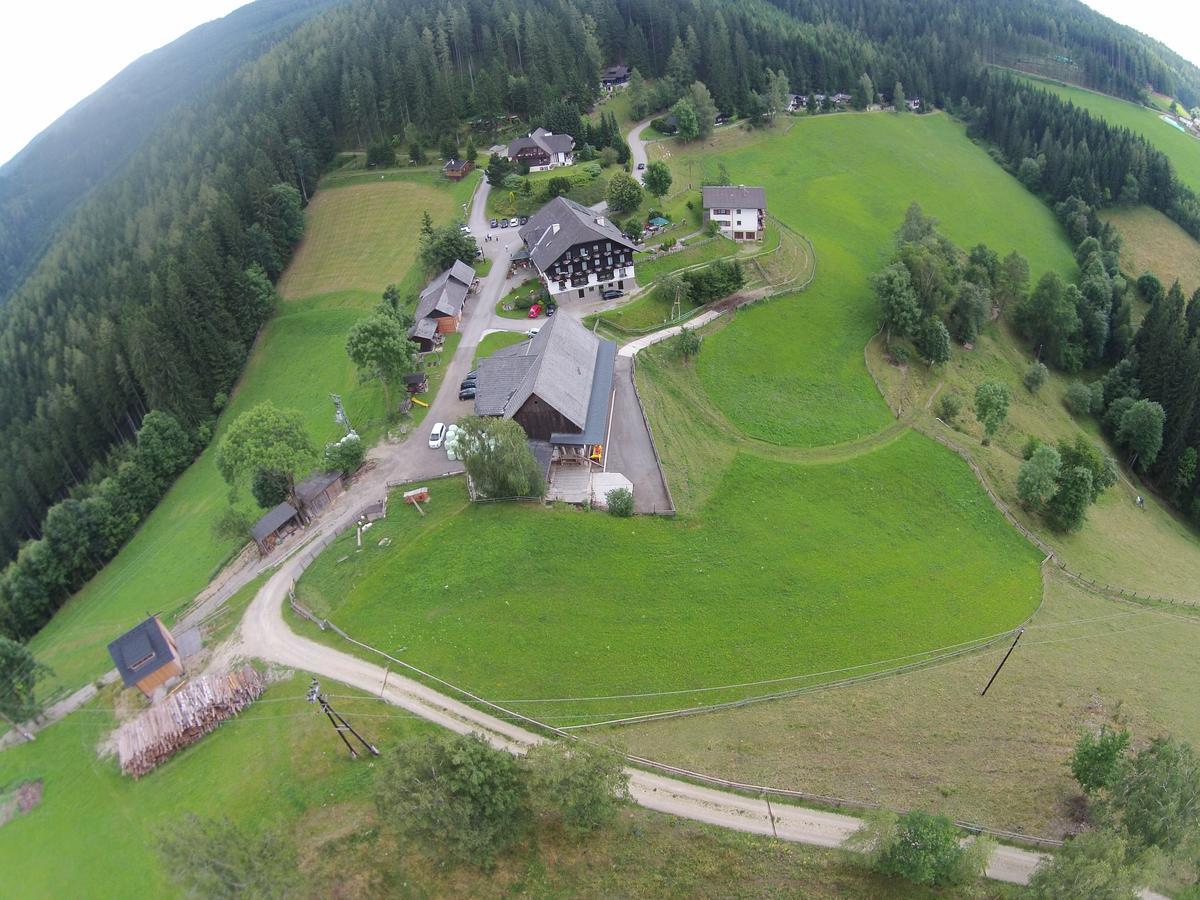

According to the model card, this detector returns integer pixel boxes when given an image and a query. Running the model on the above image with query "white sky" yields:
[0,0,1198,167]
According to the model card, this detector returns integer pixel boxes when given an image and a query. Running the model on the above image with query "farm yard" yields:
[25,169,478,697]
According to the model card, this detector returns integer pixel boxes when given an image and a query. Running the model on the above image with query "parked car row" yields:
[488,216,528,229]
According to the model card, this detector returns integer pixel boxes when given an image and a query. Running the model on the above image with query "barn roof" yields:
[473,314,616,443]
[107,616,176,687]
[702,185,767,210]
[519,196,636,272]
[250,502,299,542]
[413,260,474,322]
[295,471,341,504]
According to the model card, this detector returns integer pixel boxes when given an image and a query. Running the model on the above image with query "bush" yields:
[937,391,962,422]
[324,435,364,474]
[374,732,530,865]
[671,327,703,361]
[851,810,990,887]
[605,487,634,517]
[1070,726,1130,796]
[1024,361,1049,393]
[525,742,629,833]
[891,344,910,365]
[1028,830,1144,900]
[159,814,298,899]
[1065,381,1096,415]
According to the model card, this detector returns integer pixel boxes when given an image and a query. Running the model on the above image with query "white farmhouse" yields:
[701,185,766,242]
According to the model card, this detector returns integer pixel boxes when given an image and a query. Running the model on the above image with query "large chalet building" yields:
[519,196,637,301]
[701,185,767,242]
[506,127,575,171]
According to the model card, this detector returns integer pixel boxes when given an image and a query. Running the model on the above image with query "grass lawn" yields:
[495,276,542,317]
[294,432,1041,727]
[474,330,528,364]
[28,174,472,695]
[0,671,1005,900]
[1104,204,1200,295]
[649,112,1075,447]
[612,568,1200,846]
[634,235,737,283]
[1009,71,1200,196]
[487,163,611,218]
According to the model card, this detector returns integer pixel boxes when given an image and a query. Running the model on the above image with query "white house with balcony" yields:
[701,185,767,242]
[519,196,638,300]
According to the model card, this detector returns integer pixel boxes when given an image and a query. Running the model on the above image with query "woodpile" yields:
[115,666,265,778]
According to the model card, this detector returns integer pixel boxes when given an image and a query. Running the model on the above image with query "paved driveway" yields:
[606,356,673,513]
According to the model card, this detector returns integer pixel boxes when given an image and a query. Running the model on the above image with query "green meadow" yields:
[1012,71,1200,196]
[295,433,1041,727]
[28,171,477,695]
[650,112,1075,447]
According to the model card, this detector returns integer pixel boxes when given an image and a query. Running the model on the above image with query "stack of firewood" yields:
[116,666,265,777]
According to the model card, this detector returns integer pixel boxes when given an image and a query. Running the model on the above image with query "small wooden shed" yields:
[251,501,301,555]
[107,615,184,698]
[295,471,345,521]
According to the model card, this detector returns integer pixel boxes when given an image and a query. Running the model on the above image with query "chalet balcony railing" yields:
[570,276,589,288]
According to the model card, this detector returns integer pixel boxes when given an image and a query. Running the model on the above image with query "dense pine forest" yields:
[3,0,1200,639]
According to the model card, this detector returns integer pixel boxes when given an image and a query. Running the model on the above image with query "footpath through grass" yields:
[295,432,1041,727]
[648,112,1075,447]
[1010,71,1200,196]
[28,171,476,695]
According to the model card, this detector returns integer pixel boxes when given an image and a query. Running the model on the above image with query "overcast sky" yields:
[1,0,1198,167]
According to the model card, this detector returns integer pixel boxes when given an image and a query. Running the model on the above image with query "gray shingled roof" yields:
[519,196,637,272]
[473,314,616,437]
[413,260,474,322]
[701,185,767,211]
[295,471,341,505]
[108,617,175,687]
[251,502,299,542]
[507,127,575,160]
[410,318,439,340]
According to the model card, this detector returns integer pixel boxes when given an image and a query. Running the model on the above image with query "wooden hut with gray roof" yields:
[474,313,616,470]
[408,259,476,352]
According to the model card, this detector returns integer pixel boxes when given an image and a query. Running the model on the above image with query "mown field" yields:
[1104,204,1200,295]
[27,171,477,695]
[648,112,1076,447]
[1011,71,1200,196]
[0,674,998,900]
[612,569,1200,841]
[294,432,1041,727]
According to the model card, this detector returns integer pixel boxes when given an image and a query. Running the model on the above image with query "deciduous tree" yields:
[1018,444,1062,511]
[216,403,314,500]
[345,313,418,414]
[606,172,643,214]
[457,416,545,499]
[158,814,298,899]
[974,381,1010,443]
[642,161,672,199]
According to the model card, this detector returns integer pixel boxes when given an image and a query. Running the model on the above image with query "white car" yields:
[525,325,541,338]
[509,217,520,228]
[428,422,446,449]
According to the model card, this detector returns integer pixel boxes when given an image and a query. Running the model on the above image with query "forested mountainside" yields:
[0,0,341,304]
[3,0,1200,636]
[765,0,1200,106]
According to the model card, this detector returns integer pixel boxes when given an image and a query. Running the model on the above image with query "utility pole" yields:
[980,629,1024,697]
[307,677,380,758]
[764,792,778,839]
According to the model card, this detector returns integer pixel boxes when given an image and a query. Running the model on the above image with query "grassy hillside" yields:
[27,171,477,695]
[0,676,992,899]
[1012,71,1200,196]
[649,112,1075,447]
[1104,204,1200,295]
[614,569,1200,839]
[296,432,1041,727]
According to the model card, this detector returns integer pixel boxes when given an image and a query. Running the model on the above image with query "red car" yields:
[527,303,542,318]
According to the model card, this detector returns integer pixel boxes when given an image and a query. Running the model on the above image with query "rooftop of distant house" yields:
[701,185,767,210]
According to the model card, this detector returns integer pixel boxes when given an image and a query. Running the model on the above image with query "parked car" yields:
[460,375,477,390]
[428,422,446,449]
[518,216,528,225]
[545,304,557,317]
[465,369,477,380]
[459,223,471,234]
[527,303,542,318]
[509,217,520,228]
[525,325,541,337]
[489,218,499,228]
[499,218,509,228]
[637,162,645,170]
[458,386,476,401]
[602,288,624,300]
